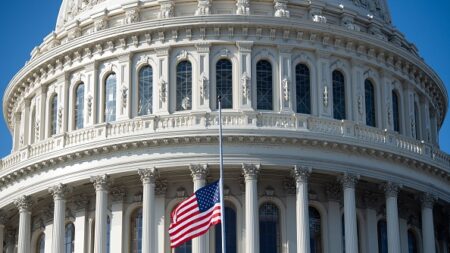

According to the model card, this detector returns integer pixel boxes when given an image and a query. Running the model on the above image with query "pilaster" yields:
[351,59,364,124]
[117,54,132,121]
[84,62,97,126]
[316,51,331,118]
[155,47,170,114]
[278,46,294,112]
[236,42,253,110]
[195,43,211,111]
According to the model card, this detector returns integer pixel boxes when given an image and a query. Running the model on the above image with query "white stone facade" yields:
[1,0,449,253]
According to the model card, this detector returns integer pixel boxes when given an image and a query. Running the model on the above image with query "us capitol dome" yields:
[1,0,449,252]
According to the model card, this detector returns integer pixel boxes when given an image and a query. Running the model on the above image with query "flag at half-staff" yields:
[169,180,222,248]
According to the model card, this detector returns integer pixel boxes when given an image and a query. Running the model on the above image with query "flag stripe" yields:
[169,181,222,249]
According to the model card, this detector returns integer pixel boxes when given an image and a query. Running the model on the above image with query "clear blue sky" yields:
[0,1,449,158]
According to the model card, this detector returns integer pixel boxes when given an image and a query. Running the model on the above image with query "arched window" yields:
[176,61,192,111]
[65,223,75,253]
[365,80,376,127]
[414,102,420,140]
[30,108,36,144]
[377,220,388,253]
[332,70,346,120]
[106,216,111,253]
[104,73,117,123]
[215,205,237,253]
[259,202,280,253]
[75,83,85,129]
[407,230,419,253]
[296,64,311,114]
[37,233,45,253]
[256,60,273,110]
[50,94,58,136]
[130,208,143,253]
[216,59,233,109]
[309,207,322,253]
[392,90,400,132]
[138,66,153,116]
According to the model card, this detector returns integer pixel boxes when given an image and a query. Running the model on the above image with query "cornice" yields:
[3,15,448,130]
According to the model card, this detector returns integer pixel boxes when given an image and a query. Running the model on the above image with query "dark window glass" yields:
[176,61,192,111]
[365,80,376,127]
[51,95,58,136]
[260,202,280,253]
[130,208,143,253]
[310,207,322,253]
[75,83,85,129]
[407,230,418,253]
[296,64,311,114]
[106,216,111,253]
[37,233,45,253]
[377,220,388,253]
[216,59,233,109]
[256,60,273,110]
[105,73,117,123]
[215,206,237,253]
[332,71,346,120]
[65,223,75,253]
[392,91,400,132]
[138,66,153,116]
[414,102,420,140]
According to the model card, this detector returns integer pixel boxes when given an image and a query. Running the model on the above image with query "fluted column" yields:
[138,168,159,253]
[340,174,359,253]
[383,182,401,253]
[242,164,261,253]
[49,184,71,253]
[421,193,437,253]
[292,166,311,253]
[14,195,33,253]
[91,174,110,253]
[0,214,6,253]
[190,164,209,253]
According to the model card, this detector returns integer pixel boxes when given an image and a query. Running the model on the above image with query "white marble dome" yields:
[1,0,449,253]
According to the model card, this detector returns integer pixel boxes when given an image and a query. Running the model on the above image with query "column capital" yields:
[381,182,401,198]
[325,182,342,201]
[420,192,437,209]
[14,195,33,212]
[189,164,209,181]
[242,163,261,180]
[339,173,359,189]
[90,174,110,191]
[138,168,159,184]
[48,183,71,200]
[291,165,312,183]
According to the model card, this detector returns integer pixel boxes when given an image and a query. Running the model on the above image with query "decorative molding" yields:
[14,195,33,212]
[242,163,261,180]
[291,165,312,183]
[190,164,209,181]
[339,173,359,189]
[138,168,159,184]
[48,183,71,200]
[90,174,110,191]
[381,182,401,198]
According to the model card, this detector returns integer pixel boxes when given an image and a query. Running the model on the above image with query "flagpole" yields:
[218,96,226,253]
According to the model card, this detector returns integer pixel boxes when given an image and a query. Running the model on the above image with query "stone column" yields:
[382,182,401,253]
[363,193,379,253]
[139,168,159,253]
[14,195,33,253]
[421,193,437,253]
[0,214,6,253]
[49,184,71,253]
[91,175,110,253]
[326,183,343,253]
[292,166,311,253]
[242,164,261,253]
[340,174,359,253]
[190,164,209,253]
[74,195,89,253]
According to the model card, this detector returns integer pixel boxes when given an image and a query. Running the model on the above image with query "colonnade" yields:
[1,166,441,253]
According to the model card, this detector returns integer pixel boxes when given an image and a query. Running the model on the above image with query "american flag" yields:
[169,180,222,248]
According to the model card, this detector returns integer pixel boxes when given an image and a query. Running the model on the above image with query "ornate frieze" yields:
[138,168,159,184]
[49,183,71,200]
[340,174,359,189]
[292,165,312,183]
[190,164,209,181]
[242,163,261,180]
[14,195,33,212]
[90,174,110,191]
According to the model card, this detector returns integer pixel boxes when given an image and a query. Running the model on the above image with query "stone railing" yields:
[1,112,449,172]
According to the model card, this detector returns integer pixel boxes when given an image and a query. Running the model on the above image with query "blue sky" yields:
[0,1,449,158]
